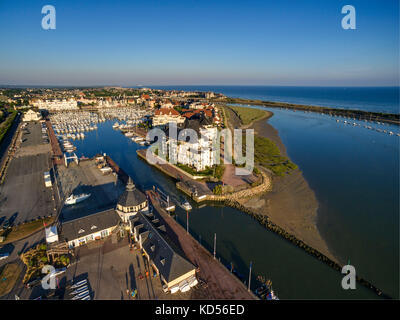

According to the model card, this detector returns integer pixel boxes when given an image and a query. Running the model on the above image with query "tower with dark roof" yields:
[116,177,148,222]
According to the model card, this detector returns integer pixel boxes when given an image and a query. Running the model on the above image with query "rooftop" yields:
[132,212,195,284]
[60,208,121,242]
[117,177,147,208]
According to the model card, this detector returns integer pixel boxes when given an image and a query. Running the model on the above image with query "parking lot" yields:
[0,121,55,227]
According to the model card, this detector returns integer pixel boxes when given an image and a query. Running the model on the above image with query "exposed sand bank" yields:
[226,106,337,263]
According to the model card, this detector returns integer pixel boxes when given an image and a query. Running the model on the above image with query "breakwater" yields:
[218,98,400,125]
[224,198,392,299]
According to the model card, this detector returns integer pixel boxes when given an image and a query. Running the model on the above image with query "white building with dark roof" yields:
[60,208,121,248]
[116,177,148,223]
[130,212,197,292]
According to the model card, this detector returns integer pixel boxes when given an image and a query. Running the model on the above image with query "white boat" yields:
[71,279,87,289]
[112,122,119,129]
[64,193,91,205]
[188,276,198,287]
[125,132,134,137]
[180,197,192,211]
[133,136,144,142]
[179,281,190,293]
[80,294,91,300]
[170,285,180,294]
[70,285,88,295]
[72,290,90,300]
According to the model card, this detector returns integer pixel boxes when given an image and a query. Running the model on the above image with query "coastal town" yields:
[0,86,283,301]
[0,86,395,301]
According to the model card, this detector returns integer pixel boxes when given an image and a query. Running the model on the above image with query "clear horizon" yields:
[1,84,399,88]
[0,0,398,86]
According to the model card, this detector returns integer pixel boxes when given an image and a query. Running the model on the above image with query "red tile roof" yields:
[154,108,180,116]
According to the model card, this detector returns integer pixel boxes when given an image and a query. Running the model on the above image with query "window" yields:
[151,244,155,252]
[101,230,108,238]
[91,225,97,230]
[78,229,85,234]
[160,257,166,265]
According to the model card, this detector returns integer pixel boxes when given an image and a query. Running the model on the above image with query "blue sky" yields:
[0,0,398,86]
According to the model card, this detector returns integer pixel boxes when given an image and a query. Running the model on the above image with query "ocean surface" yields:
[70,110,398,298]
[148,85,400,114]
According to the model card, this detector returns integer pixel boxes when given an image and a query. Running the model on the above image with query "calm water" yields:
[148,85,400,114]
[70,120,391,299]
[259,108,399,299]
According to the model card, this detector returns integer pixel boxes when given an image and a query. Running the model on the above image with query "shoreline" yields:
[224,106,336,262]
[221,106,392,298]
[219,97,400,125]
[251,113,335,261]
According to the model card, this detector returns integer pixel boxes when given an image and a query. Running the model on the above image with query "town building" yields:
[32,98,79,111]
[60,208,121,248]
[153,108,185,126]
[129,212,197,292]
[166,124,218,172]
[22,109,41,121]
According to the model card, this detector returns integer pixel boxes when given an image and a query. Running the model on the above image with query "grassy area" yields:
[0,111,17,145]
[176,163,225,181]
[176,163,213,177]
[254,136,297,176]
[0,216,55,245]
[21,243,70,283]
[243,135,297,176]
[0,263,22,297]
[228,105,269,126]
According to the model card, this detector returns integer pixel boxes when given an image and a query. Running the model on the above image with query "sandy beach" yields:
[226,107,337,263]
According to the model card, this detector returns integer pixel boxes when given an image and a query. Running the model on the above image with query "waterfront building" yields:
[116,177,148,223]
[153,108,185,126]
[60,208,121,248]
[129,212,197,292]
[172,126,218,172]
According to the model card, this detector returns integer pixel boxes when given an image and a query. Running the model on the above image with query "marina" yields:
[63,116,392,299]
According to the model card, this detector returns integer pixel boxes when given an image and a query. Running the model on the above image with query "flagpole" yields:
[186,210,189,234]
[213,233,216,259]
[248,261,252,292]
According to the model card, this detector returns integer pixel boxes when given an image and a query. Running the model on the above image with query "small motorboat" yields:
[179,197,192,211]
[64,193,91,205]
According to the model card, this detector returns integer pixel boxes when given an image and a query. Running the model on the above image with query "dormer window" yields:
[151,244,155,252]
[91,225,97,230]
[78,229,85,234]
[160,257,166,265]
